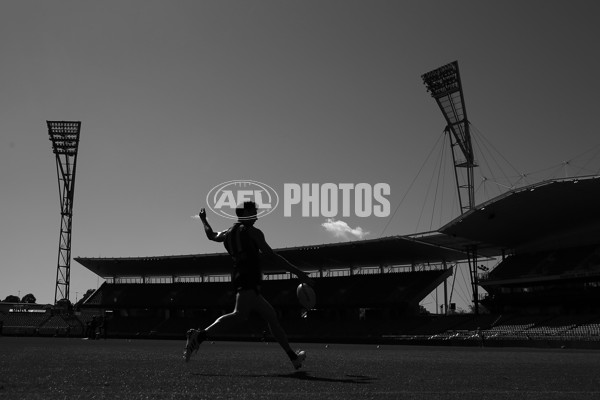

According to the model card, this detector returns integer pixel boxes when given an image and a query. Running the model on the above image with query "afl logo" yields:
[206,180,279,220]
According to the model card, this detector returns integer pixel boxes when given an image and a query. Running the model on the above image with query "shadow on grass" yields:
[276,371,376,384]
[193,371,376,384]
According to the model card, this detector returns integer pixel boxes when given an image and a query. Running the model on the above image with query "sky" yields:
[1,1,599,312]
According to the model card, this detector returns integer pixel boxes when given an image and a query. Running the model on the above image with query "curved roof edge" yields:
[75,234,469,279]
[440,175,600,250]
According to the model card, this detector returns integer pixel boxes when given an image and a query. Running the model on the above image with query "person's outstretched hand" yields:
[199,208,208,222]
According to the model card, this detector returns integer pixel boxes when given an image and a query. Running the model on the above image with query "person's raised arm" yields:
[199,208,226,242]
[247,227,314,286]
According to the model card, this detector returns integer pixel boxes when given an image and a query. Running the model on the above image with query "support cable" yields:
[416,134,445,232]
[428,133,448,231]
[379,131,445,237]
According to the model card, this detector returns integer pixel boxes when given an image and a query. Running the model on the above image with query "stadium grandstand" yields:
[73,236,466,341]
[428,175,600,345]
[440,175,600,316]
[5,61,600,348]
[66,175,600,346]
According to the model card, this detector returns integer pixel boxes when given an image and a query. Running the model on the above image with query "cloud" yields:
[321,218,370,240]
[190,215,201,219]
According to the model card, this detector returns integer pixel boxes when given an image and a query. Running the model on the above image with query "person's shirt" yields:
[219,222,261,267]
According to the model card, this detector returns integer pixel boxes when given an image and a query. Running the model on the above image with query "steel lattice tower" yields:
[421,61,476,215]
[422,62,481,313]
[47,121,81,304]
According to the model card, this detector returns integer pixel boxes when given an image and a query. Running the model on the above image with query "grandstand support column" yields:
[466,246,480,315]
[47,121,81,305]
[443,261,449,315]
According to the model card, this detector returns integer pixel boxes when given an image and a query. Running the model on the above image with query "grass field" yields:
[1,337,599,399]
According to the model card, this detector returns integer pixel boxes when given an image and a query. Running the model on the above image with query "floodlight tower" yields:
[47,121,81,305]
[421,61,476,214]
[422,62,481,313]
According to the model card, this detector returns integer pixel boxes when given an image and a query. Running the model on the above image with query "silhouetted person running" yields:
[184,201,314,369]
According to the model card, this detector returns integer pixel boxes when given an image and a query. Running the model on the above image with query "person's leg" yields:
[254,295,294,353]
[204,290,255,336]
[184,290,256,362]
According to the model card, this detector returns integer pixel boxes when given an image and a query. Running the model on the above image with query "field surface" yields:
[0,337,599,399]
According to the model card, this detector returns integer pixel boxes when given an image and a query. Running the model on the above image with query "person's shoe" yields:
[291,350,306,370]
[183,329,204,362]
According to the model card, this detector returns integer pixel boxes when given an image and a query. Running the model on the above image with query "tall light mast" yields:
[422,61,476,214]
[47,121,81,305]
[422,62,481,313]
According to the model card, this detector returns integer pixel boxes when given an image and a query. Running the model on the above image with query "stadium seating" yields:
[2,311,50,336]
[487,253,546,280]
[481,244,600,315]
[5,262,600,344]
[487,245,600,281]
[38,315,71,336]
[84,270,447,311]
[73,270,450,338]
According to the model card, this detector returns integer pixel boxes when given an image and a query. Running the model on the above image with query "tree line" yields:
[2,289,95,306]
[2,293,36,303]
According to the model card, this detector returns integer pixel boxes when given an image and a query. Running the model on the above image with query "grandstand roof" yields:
[76,177,600,279]
[407,231,501,258]
[440,176,600,251]
[75,235,468,278]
